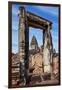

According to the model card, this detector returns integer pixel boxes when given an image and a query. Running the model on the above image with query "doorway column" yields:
[43,25,53,74]
[18,7,26,85]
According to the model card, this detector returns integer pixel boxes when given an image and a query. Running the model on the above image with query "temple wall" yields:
[29,53,43,75]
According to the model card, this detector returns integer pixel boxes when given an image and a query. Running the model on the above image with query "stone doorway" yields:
[18,6,53,85]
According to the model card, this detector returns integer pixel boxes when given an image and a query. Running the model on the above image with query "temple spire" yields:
[31,35,38,50]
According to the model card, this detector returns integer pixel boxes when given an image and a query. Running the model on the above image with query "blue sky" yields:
[12,4,59,53]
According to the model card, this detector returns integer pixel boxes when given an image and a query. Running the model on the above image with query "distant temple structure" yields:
[30,35,38,50]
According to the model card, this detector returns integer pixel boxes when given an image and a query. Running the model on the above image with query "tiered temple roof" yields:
[30,35,38,48]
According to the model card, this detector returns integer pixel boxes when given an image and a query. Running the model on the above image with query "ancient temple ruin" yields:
[18,6,53,85]
[11,6,60,87]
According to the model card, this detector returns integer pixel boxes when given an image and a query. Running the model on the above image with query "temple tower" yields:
[31,35,38,50]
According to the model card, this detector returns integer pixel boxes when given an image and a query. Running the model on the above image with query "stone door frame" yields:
[18,7,53,85]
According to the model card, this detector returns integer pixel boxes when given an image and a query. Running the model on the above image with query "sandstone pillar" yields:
[43,25,53,74]
[18,7,26,85]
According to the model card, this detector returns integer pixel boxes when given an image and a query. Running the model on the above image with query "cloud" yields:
[12,43,18,54]
[36,6,59,16]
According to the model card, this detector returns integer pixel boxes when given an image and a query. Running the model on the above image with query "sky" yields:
[12,3,59,54]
